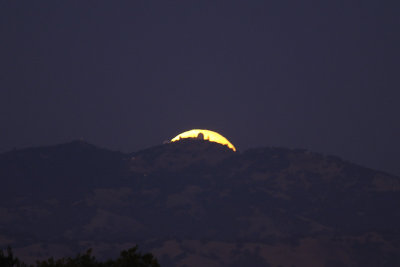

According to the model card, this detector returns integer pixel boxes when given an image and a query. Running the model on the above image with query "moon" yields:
[170,129,236,152]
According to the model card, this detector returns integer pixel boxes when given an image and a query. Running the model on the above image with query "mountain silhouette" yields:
[0,140,399,266]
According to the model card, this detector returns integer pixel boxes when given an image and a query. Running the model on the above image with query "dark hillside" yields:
[0,140,399,266]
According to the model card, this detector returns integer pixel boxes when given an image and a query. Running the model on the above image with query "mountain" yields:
[0,140,399,267]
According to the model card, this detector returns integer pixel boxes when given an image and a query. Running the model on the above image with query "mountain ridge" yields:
[1,140,399,266]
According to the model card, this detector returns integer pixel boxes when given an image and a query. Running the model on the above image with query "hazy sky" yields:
[1,1,399,175]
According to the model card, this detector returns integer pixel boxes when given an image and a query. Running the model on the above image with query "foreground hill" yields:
[0,140,399,266]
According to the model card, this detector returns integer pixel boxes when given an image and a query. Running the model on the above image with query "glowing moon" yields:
[171,129,236,152]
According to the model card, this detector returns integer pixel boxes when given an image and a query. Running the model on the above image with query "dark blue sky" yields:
[1,1,399,175]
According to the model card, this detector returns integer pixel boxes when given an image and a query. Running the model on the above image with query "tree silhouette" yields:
[2,246,159,267]
[0,246,26,267]
[113,246,159,267]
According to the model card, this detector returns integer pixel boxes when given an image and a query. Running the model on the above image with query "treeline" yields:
[0,246,159,267]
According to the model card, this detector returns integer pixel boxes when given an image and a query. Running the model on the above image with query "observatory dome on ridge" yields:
[170,129,236,151]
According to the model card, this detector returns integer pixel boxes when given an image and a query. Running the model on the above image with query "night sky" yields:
[1,1,399,175]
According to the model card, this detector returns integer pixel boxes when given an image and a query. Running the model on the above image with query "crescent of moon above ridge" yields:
[170,129,236,152]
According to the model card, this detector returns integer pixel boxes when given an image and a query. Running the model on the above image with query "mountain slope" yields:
[0,140,399,266]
